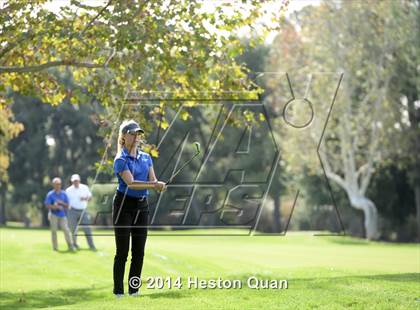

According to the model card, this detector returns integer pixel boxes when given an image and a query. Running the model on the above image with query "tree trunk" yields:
[273,195,281,233]
[414,184,420,242]
[348,194,379,240]
[0,185,6,225]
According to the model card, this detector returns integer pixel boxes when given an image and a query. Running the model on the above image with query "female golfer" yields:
[113,119,166,297]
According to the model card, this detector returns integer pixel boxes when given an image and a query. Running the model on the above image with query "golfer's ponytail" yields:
[117,120,128,155]
[117,119,138,154]
[116,131,124,155]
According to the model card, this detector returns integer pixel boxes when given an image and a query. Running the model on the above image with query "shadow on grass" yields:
[56,249,78,254]
[234,272,420,284]
[324,235,420,246]
[356,273,420,283]
[54,248,99,254]
[1,273,418,309]
[326,237,370,246]
[147,290,186,299]
[0,286,107,310]
[0,286,188,309]
[0,225,49,231]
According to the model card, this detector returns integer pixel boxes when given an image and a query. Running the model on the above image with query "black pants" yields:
[112,191,149,294]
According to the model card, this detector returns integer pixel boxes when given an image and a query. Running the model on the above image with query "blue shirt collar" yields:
[122,146,139,159]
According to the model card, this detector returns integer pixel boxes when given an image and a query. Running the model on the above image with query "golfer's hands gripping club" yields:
[154,181,167,192]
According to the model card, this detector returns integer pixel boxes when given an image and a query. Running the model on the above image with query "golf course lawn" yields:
[0,227,419,309]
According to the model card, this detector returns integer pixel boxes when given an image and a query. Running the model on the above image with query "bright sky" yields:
[287,0,321,13]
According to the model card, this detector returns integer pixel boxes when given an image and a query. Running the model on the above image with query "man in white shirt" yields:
[66,174,97,251]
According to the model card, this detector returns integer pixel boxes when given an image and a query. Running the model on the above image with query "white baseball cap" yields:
[71,174,81,182]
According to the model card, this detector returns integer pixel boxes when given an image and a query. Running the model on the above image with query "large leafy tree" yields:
[267,1,415,239]
[1,0,289,226]
[0,106,23,224]
[0,0,286,106]
[0,0,287,184]
[0,107,23,182]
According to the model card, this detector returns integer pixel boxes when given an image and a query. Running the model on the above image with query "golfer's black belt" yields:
[115,191,148,212]
[116,191,147,202]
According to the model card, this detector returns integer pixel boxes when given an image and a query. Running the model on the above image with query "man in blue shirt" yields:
[44,177,75,251]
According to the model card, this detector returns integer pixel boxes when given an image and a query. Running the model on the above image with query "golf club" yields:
[165,142,201,185]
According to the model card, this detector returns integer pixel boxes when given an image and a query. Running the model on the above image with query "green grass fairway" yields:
[0,227,419,309]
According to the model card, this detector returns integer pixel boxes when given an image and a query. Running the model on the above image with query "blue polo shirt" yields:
[44,190,69,218]
[114,147,153,198]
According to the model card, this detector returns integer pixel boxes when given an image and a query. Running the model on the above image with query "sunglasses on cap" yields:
[122,122,144,135]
